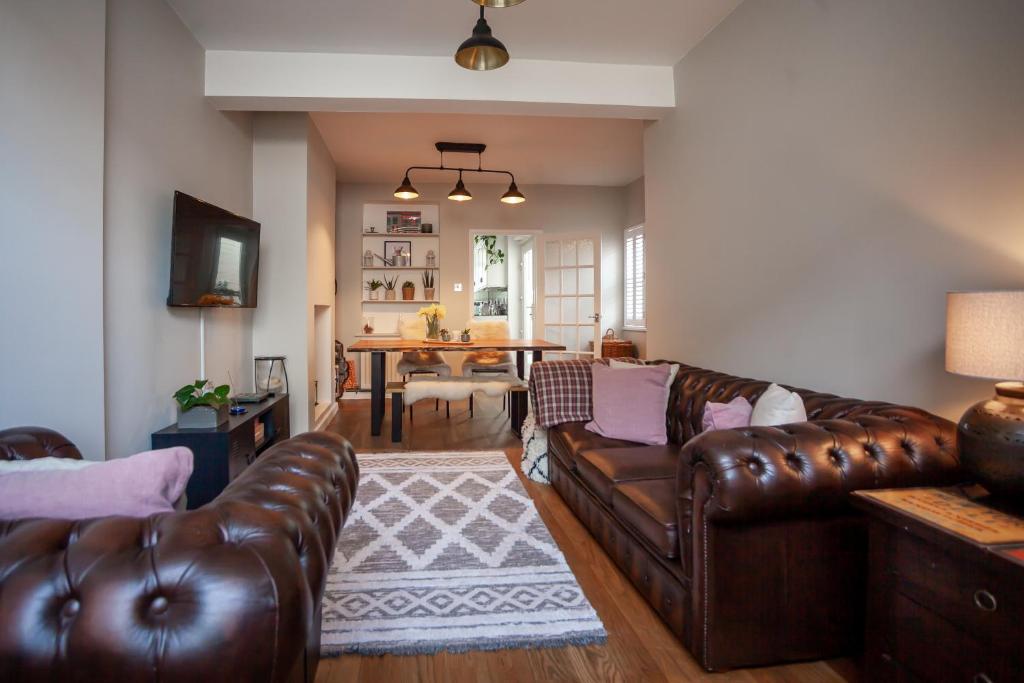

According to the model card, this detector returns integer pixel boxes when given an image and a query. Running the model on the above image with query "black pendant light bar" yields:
[394,141,525,205]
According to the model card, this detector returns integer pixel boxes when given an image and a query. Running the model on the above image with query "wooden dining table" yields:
[347,339,566,436]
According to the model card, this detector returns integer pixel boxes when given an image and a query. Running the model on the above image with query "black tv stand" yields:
[152,394,290,509]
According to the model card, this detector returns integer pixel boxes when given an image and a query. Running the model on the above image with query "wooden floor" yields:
[318,397,857,683]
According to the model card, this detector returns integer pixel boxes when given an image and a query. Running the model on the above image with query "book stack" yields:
[389,225,422,234]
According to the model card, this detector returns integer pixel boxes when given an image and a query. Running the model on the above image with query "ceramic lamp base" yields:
[957,382,1024,498]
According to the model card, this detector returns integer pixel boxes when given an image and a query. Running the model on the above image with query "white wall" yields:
[620,176,647,358]
[253,113,310,432]
[644,0,1024,419]
[306,122,337,423]
[0,1,107,459]
[253,114,336,432]
[336,183,628,360]
[104,0,254,457]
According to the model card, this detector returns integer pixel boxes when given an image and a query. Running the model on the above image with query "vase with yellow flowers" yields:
[417,303,446,340]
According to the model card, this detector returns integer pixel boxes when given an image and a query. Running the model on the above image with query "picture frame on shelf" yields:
[386,211,421,233]
[384,241,412,267]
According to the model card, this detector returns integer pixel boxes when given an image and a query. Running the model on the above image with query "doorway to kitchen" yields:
[471,232,537,342]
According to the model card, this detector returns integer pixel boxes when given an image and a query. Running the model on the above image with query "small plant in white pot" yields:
[422,270,435,300]
[174,380,231,428]
[366,279,383,301]
[382,274,398,301]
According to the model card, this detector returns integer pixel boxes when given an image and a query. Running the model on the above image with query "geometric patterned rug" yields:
[320,451,607,656]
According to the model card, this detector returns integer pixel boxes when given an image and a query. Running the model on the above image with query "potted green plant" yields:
[174,380,231,428]
[366,279,383,301]
[461,328,472,343]
[440,328,452,342]
[402,280,416,301]
[422,270,435,300]
[382,274,398,301]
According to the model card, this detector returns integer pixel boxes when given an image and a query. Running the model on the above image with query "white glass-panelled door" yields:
[538,234,601,360]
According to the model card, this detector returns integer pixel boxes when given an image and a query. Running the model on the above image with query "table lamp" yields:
[946,291,1024,498]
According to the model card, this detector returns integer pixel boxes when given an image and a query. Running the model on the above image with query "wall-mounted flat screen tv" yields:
[167,191,260,308]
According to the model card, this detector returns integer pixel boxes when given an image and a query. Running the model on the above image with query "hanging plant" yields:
[474,235,505,266]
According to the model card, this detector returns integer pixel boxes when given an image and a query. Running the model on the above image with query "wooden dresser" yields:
[853,488,1024,683]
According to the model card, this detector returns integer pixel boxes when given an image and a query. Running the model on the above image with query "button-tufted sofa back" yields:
[0,428,358,683]
[661,362,950,446]
[0,427,83,461]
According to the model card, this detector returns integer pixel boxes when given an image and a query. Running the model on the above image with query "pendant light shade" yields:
[455,8,509,71]
[394,175,419,200]
[500,181,526,204]
[472,0,526,6]
[448,173,473,202]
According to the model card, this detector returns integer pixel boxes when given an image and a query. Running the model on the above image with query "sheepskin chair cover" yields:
[404,376,521,404]
[462,319,516,376]
[396,315,451,377]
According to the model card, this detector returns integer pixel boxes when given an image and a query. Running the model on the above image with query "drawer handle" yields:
[973,674,993,683]
[973,589,997,612]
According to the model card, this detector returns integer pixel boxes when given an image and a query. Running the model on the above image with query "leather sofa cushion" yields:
[613,478,680,559]
[576,446,680,504]
[548,422,641,472]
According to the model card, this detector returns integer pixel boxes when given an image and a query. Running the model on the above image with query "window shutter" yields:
[624,225,645,329]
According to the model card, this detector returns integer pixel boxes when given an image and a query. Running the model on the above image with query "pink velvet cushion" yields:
[586,362,673,445]
[701,396,753,432]
[0,447,193,520]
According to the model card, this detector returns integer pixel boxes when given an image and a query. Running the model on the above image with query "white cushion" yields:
[750,383,807,426]
[0,456,97,473]
[398,315,426,340]
[468,319,510,341]
[609,359,679,390]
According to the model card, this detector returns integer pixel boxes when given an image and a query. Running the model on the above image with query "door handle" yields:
[589,313,601,322]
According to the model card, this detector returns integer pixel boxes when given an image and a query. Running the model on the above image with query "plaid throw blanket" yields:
[528,358,643,428]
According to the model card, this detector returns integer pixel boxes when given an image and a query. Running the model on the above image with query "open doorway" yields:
[471,233,537,341]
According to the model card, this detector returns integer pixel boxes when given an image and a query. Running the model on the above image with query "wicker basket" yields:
[600,329,635,359]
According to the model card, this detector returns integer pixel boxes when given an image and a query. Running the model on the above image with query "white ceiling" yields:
[168,0,740,66]
[311,112,644,186]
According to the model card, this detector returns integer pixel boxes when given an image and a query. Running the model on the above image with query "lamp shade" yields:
[455,12,509,71]
[472,0,526,6]
[946,291,1024,380]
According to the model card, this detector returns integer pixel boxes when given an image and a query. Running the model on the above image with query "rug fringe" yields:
[321,631,608,658]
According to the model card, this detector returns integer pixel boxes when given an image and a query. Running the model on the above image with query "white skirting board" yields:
[313,401,339,431]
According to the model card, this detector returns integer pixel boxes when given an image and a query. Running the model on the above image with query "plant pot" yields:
[402,287,416,301]
[368,290,379,301]
[440,331,451,342]
[384,290,396,301]
[461,333,471,343]
[177,404,229,429]
[424,288,435,301]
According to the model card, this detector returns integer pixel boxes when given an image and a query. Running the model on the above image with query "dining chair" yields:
[461,319,518,416]
[396,316,452,418]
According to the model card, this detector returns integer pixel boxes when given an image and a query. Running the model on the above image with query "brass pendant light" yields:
[448,172,473,202]
[500,181,526,204]
[472,0,526,7]
[455,6,509,71]
[393,175,419,200]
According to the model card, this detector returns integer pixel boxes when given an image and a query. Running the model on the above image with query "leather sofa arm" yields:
[0,432,358,683]
[679,409,962,523]
[0,426,84,461]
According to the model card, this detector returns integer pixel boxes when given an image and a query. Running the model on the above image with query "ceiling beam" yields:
[205,51,675,119]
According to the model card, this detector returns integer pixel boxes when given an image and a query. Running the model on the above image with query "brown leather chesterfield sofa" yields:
[0,427,359,683]
[542,361,961,671]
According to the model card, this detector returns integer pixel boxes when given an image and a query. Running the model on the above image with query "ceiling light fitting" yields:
[455,1,524,71]
[472,0,526,7]
[394,141,525,206]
